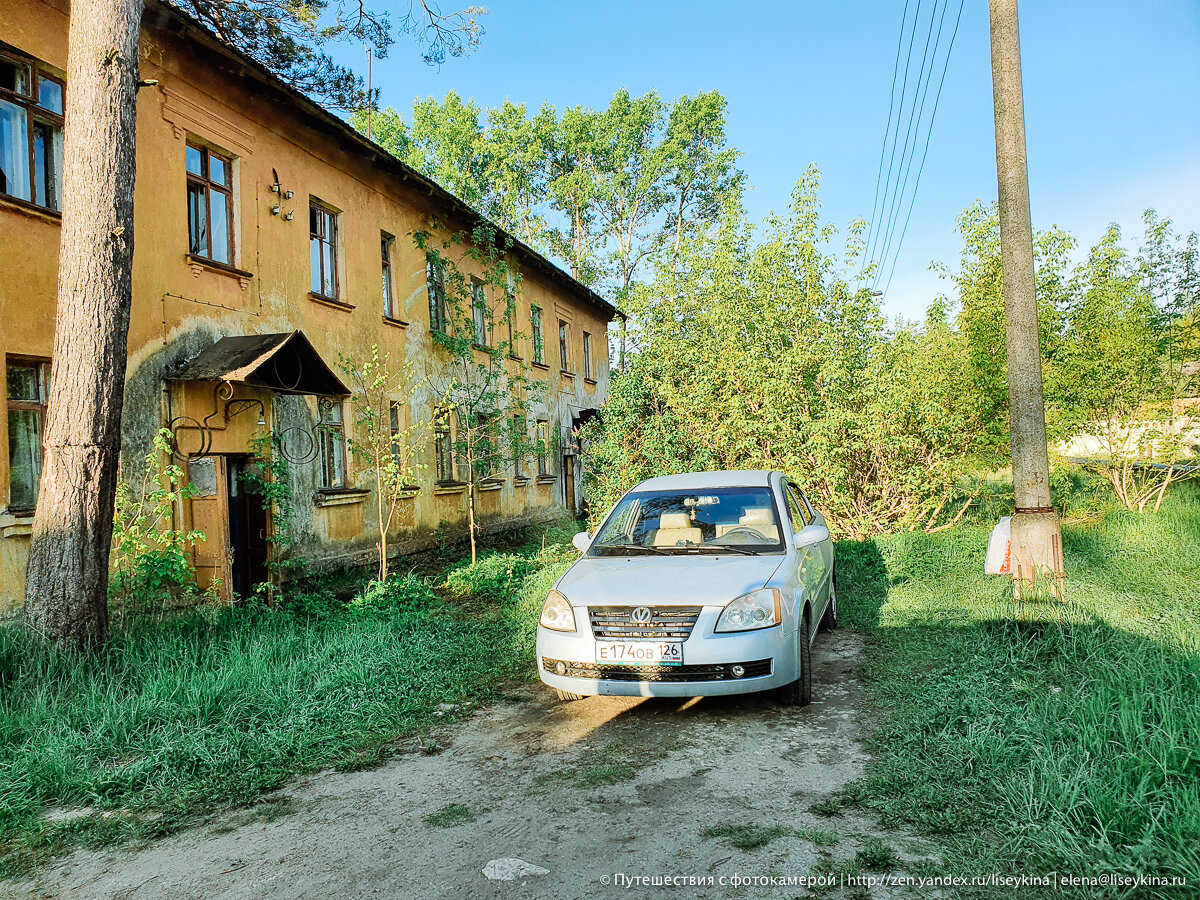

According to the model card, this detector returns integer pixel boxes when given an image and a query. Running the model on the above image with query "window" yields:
[389,401,402,470]
[559,321,570,373]
[0,50,64,211]
[531,306,545,365]
[427,255,447,333]
[583,332,594,381]
[6,359,48,509]
[536,420,549,477]
[185,143,234,265]
[381,233,395,318]
[475,414,493,479]
[471,279,488,347]
[785,484,810,530]
[434,408,454,483]
[511,414,524,477]
[505,285,518,358]
[309,202,338,299]
[317,400,345,489]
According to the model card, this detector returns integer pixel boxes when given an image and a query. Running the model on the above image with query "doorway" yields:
[188,455,269,602]
[228,457,270,598]
[563,454,576,514]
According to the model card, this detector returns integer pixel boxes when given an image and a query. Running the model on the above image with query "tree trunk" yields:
[24,0,145,649]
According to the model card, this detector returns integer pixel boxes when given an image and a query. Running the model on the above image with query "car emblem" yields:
[630,606,653,623]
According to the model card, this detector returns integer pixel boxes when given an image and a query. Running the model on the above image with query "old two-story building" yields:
[0,0,619,611]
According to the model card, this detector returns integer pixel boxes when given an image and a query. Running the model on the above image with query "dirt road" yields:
[16,631,939,899]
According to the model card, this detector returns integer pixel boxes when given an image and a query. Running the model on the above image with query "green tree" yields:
[338,346,432,580]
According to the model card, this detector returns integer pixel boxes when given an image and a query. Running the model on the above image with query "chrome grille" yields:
[589,606,702,640]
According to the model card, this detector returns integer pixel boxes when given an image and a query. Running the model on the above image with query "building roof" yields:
[144,1,623,323]
[631,471,777,491]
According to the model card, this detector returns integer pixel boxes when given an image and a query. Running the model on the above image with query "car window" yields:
[785,484,809,531]
[590,487,785,555]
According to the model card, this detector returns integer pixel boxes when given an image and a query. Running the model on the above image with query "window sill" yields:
[434,481,468,496]
[531,361,550,371]
[512,476,531,487]
[0,194,61,224]
[382,314,408,329]
[478,478,504,492]
[309,292,355,312]
[391,485,420,500]
[0,509,35,539]
[186,254,253,289]
[584,377,598,386]
[314,488,369,507]
[536,475,557,485]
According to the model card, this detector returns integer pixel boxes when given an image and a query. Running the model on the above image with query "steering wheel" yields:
[714,526,768,541]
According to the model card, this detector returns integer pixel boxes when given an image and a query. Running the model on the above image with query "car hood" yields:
[555,554,786,608]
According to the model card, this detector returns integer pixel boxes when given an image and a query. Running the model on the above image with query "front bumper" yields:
[535,605,795,698]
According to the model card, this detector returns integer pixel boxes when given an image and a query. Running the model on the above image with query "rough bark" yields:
[24,0,145,649]
[988,0,1064,597]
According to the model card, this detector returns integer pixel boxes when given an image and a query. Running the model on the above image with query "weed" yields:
[854,836,899,870]
[795,827,840,847]
[702,823,788,851]
[808,798,843,818]
[424,803,476,828]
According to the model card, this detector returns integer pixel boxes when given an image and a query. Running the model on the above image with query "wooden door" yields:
[188,456,232,602]
[563,455,576,513]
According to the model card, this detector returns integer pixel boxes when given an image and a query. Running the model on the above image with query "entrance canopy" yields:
[169,331,349,396]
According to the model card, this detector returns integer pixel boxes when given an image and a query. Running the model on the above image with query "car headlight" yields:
[715,588,782,632]
[539,589,577,632]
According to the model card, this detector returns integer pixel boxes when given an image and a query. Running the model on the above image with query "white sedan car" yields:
[536,471,836,706]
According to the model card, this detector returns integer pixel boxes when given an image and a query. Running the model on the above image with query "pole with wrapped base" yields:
[988,0,1066,599]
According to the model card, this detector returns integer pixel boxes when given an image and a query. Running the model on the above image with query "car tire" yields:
[820,575,838,631]
[556,689,587,702]
[778,615,813,707]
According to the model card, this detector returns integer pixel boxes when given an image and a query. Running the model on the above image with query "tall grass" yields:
[0,520,577,874]
[838,484,1200,895]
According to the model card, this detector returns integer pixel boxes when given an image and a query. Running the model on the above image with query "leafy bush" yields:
[442,553,534,603]
[349,574,438,615]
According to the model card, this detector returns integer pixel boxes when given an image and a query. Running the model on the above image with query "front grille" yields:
[543,657,772,683]
[589,605,702,640]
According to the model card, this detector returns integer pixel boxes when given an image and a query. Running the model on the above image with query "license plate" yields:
[596,641,683,665]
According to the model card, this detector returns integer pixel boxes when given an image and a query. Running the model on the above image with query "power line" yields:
[871,0,945,291]
[881,0,967,296]
[863,0,926,279]
[860,0,913,281]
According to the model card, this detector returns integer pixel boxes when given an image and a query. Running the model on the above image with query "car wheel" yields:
[820,575,838,631]
[555,689,587,702]
[778,615,813,707]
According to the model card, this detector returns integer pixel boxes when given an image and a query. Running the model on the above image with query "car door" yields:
[798,488,833,601]
[783,481,826,631]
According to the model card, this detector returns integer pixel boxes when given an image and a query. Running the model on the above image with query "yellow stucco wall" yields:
[0,0,613,612]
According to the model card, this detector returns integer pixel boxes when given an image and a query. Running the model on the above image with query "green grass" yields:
[702,823,788,851]
[424,802,476,828]
[0,518,579,875]
[836,484,1200,896]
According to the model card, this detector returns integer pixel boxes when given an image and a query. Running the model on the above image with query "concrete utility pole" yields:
[987,0,1065,598]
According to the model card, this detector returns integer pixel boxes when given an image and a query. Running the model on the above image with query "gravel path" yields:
[13,630,940,899]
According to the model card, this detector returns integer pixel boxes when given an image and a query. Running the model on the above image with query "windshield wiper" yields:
[694,544,758,556]
[593,542,669,555]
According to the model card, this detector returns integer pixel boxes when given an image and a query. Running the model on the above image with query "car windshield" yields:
[590,487,785,556]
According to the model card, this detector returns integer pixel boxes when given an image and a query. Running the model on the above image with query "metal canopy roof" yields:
[168,331,350,397]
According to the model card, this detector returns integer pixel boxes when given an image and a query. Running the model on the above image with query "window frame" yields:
[583,331,594,381]
[433,407,455,484]
[427,254,447,334]
[5,357,49,511]
[471,278,489,348]
[0,46,65,212]
[185,141,235,266]
[308,200,340,301]
[785,483,810,530]
[381,232,396,319]
[505,285,519,359]
[536,419,550,477]
[316,399,346,490]
[531,306,545,365]
[511,413,524,477]
[559,321,571,373]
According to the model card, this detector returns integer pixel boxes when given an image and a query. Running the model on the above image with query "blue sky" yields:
[337,1,1200,321]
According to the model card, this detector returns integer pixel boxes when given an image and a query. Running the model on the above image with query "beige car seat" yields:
[652,512,702,547]
[715,507,779,541]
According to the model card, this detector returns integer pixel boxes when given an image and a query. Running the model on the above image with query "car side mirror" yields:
[794,523,829,547]
[572,532,591,553]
